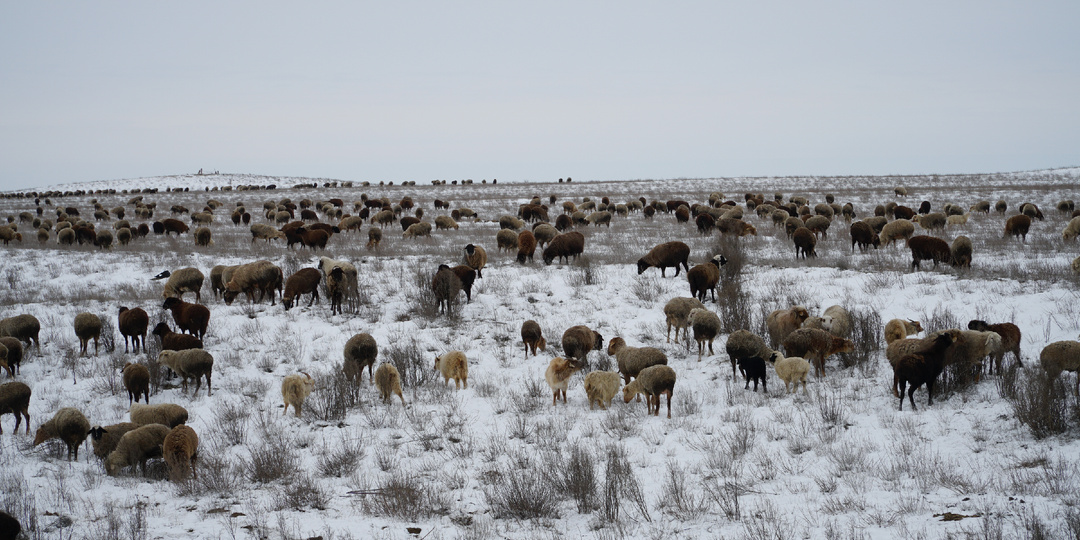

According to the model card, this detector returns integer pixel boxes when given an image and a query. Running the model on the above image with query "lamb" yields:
[688,308,722,361]
[130,403,189,428]
[545,357,584,405]
[117,306,149,353]
[73,312,102,356]
[343,333,378,384]
[879,218,915,247]
[1040,340,1080,394]
[0,338,21,377]
[1062,216,1080,241]
[637,241,691,277]
[318,257,359,311]
[0,382,31,434]
[0,314,41,352]
[622,364,677,418]
[967,319,1022,373]
[435,351,469,389]
[151,322,203,351]
[850,221,881,250]
[159,267,205,303]
[33,407,91,460]
[663,297,705,343]
[281,373,316,417]
[520,320,547,358]
[162,297,210,340]
[516,230,537,263]
[542,231,586,265]
[104,423,171,476]
[793,227,816,259]
[122,362,150,405]
[432,265,463,314]
[766,305,810,347]
[884,318,922,344]
[895,331,956,410]
[1004,214,1032,241]
[496,228,519,252]
[374,363,406,406]
[562,325,605,364]
[87,422,139,459]
[583,371,621,410]
[162,424,199,481]
[158,349,214,396]
[687,255,727,303]
[403,221,432,238]
[821,305,853,339]
[737,356,768,392]
[766,352,811,394]
[907,235,952,269]
[223,260,283,305]
[607,337,668,387]
[782,328,855,377]
[282,268,322,310]
[463,244,488,278]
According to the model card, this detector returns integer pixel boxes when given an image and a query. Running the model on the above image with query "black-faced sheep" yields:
[782,328,854,377]
[521,320,546,358]
[0,314,41,353]
[463,244,487,278]
[895,331,956,410]
[88,422,139,459]
[151,322,203,351]
[158,267,205,303]
[33,407,90,460]
[879,219,915,247]
[663,297,705,343]
[967,320,1022,373]
[687,255,727,303]
[737,356,768,392]
[343,333,378,384]
[117,306,149,353]
[374,364,406,406]
[130,403,189,428]
[73,312,102,357]
[766,305,810,347]
[282,373,315,416]
[162,424,199,481]
[282,268,322,310]
[637,241,690,277]
[562,325,604,365]
[122,362,150,405]
[0,381,31,434]
[766,352,811,394]
[608,336,669,390]
[516,230,537,263]
[158,349,214,397]
[105,423,171,476]
[907,235,952,269]
[1004,214,1032,241]
[162,297,210,340]
[545,357,584,405]
[850,221,880,251]
[435,351,468,389]
[622,364,676,418]
[688,308,721,361]
[223,260,283,305]
[584,371,621,410]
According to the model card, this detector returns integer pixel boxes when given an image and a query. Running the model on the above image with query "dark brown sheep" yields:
[687,255,727,302]
[162,298,210,340]
[637,241,690,277]
[122,363,150,405]
[782,328,854,377]
[293,227,329,250]
[282,268,322,310]
[1004,214,1031,241]
[554,214,572,231]
[450,265,477,303]
[793,227,816,259]
[894,332,955,410]
[907,235,952,269]
[674,205,690,223]
[516,230,537,264]
[562,325,604,364]
[161,218,189,236]
[117,306,149,353]
[695,213,715,234]
[432,265,463,314]
[521,320,546,358]
[893,206,916,220]
[850,221,880,251]
[400,216,420,231]
[152,322,203,351]
[0,338,23,377]
[542,231,585,265]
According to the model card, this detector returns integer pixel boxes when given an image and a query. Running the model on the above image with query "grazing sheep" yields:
[637,241,691,277]
[162,297,210,340]
[562,325,605,364]
[863,216,888,234]
[33,407,91,460]
[400,216,420,232]
[622,364,677,418]
[343,333,378,384]
[782,328,854,377]
[223,260,283,305]
[158,349,214,397]
[73,312,102,356]
[366,227,382,249]
[159,267,205,303]
[687,255,727,303]
[895,332,956,410]
[792,227,816,259]
[292,226,331,249]
[545,357,584,405]
[894,205,916,220]
[496,228,519,252]
[0,338,22,377]
[0,382,31,434]
[968,320,1022,373]
[1020,202,1044,221]
[151,322,202,351]
[850,221,881,251]
[435,351,469,389]
[821,305,853,339]
[521,320,547,358]
[907,235,952,269]
[434,215,458,230]
[1040,340,1080,394]
[941,329,1003,376]
[209,265,238,300]
[162,424,199,481]
[0,314,41,352]
[122,363,150,405]
[532,223,559,248]
[766,352,811,394]
[884,319,922,344]
[688,308,722,361]
[432,265,463,314]
[0,226,20,245]
[117,306,149,353]
[130,403,188,428]
[88,422,139,459]
[608,337,668,388]
[1062,216,1080,241]
[463,244,488,278]
[663,296,705,345]
[737,356,768,392]
[946,213,969,226]
[104,423,171,476]
[1004,214,1032,241]
[766,305,810,347]
[717,218,757,237]
[950,235,973,268]
[542,231,586,265]
[804,215,830,238]
[516,230,537,263]
[318,257,359,312]
[282,268,322,310]
[583,371,621,410]
[1074,255,1080,275]
[193,226,212,247]
[374,364,406,406]
[403,221,432,238]
[250,223,286,243]
[281,373,316,417]
[915,212,947,231]
[879,219,915,247]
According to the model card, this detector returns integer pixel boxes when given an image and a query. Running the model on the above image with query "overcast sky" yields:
[1,2,1077,191]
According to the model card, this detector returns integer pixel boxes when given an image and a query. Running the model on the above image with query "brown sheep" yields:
[895,332,956,410]
[521,320,546,358]
[122,363,150,405]
[542,231,585,265]
[884,319,922,345]
[463,244,487,278]
[162,425,199,481]
[343,333,378,384]
[0,338,22,377]
[294,226,330,250]
[766,305,810,347]
[717,218,757,237]
[374,364,406,406]
[159,267,205,303]
[0,381,31,434]
[161,218,189,235]
[687,255,727,303]
[637,241,690,277]
[162,297,210,340]
[223,260,284,305]
[622,365,677,418]
[950,236,973,268]
[33,408,90,461]
[850,221,880,251]
[151,322,203,351]
[432,265,463,313]
[545,357,584,405]
[282,268,322,310]
[73,312,102,357]
[1004,214,1031,241]
[496,228,519,252]
[449,265,477,303]
[516,230,537,263]
[117,307,149,353]
[695,213,716,234]
[907,235,953,269]
[782,328,854,377]
[562,325,604,364]
[793,227,816,259]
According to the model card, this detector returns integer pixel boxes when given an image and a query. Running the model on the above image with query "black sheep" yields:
[738,356,768,392]
[894,331,956,410]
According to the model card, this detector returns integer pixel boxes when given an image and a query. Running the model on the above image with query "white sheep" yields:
[105,423,171,476]
[663,297,705,343]
[130,403,188,428]
[766,352,811,394]
[821,305,853,339]
[545,357,583,405]
[435,351,468,389]
[281,373,315,417]
[583,371,621,410]
[374,364,405,406]
[1040,340,1080,394]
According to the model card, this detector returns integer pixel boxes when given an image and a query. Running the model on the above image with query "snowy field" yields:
[1,169,1080,540]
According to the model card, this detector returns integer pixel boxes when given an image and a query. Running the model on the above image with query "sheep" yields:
[0,314,41,352]
[907,235,952,269]
[151,322,203,351]
[850,221,880,251]
[521,320,547,358]
[223,260,283,305]
[879,218,915,247]
[282,268,322,310]
[366,227,382,249]
[737,355,768,392]
[562,325,604,365]
[1020,202,1044,221]
[496,228,519,252]
[0,226,19,245]
[499,214,526,230]
[130,403,188,428]
[725,330,774,381]
[622,364,676,418]
[1004,214,1032,241]
[884,318,922,344]
[804,215,830,238]
[688,308,721,361]
[687,255,727,303]
[608,337,668,389]
[792,227,816,259]
[432,265,463,314]
[250,223,286,243]
[766,305,810,347]
[696,212,716,233]
[158,349,214,396]
[162,297,210,340]
[122,362,150,405]
[403,221,432,238]
[542,231,586,265]
[1062,216,1080,241]
[863,215,888,233]
[895,331,956,410]
[1074,255,1080,275]
[292,226,330,249]
[821,305,852,339]
[463,244,488,278]
[516,230,537,263]
[434,215,459,230]
[0,511,18,540]
[281,373,315,417]
[88,422,139,459]
[193,226,213,247]
[210,265,237,300]
[117,306,148,353]
[946,213,969,226]
[0,338,22,377]
[967,319,1022,373]
[545,357,584,405]
[94,229,113,249]
[435,351,469,389]
[948,235,973,268]
[318,257,359,313]
[73,312,102,357]
[637,241,690,277]
[915,212,947,231]
[33,407,90,460]
[104,423,171,476]
[532,223,559,248]
[400,216,420,231]
[159,267,205,303]
[894,205,916,220]
[374,364,406,406]
[662,296,705,345]
[0,382,31,434]
[343,333,378,384]
[782,328,854,377]
[941,329,1003,377]
[162,424,199,481]
[1040,340,1080,394]
[717,218,757,237]
[766,352,811,394]
[583,371,621,410]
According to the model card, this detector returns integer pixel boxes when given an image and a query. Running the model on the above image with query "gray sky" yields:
[2,1,1077,191]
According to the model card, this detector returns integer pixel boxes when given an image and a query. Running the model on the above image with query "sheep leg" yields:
[664,390,672,419]
[552,391,558,406]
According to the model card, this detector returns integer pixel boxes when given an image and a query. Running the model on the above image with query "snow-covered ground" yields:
[1,169,1080,540]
